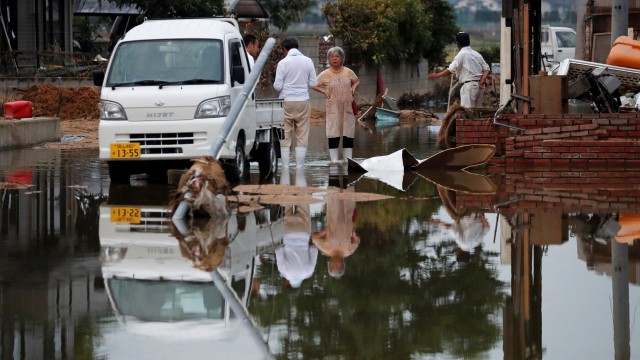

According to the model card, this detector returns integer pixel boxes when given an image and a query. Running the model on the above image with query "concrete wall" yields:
[0,117,60,149]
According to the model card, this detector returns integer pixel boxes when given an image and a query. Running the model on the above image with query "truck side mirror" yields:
[232,65,245,85]
[92,70,105,86]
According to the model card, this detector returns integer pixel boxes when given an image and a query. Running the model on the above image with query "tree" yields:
[322,0,458,67]
[113,0,225,18]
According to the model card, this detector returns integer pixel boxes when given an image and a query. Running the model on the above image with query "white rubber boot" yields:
[295,168,307,187]
[280,169,290,185]
[329,148,339,164]
[342,148,353,163]
[295,146,307,169]
[280,147,290,169]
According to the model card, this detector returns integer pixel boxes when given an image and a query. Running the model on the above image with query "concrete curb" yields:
[0,117,60,149]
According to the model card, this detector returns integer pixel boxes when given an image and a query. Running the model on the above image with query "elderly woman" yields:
[312,47,360,163]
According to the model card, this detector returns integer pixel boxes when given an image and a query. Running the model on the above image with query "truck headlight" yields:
[195,96,231,118]
[99,100,127,120]
[100,246,128,263]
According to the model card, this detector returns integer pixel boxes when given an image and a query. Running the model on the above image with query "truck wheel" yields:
[108,161,133,183]
[257,138,278,180]
[227,139,249,182]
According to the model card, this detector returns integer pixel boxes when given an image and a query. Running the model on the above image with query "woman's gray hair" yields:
[326,46,345,63]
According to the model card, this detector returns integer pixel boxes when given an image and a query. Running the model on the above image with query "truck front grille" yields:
[129,209,170,233]
[127,132,206,154]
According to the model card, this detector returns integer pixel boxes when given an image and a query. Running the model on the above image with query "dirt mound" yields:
[17,83,100,120]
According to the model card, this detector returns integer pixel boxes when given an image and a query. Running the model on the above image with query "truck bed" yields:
[255,98,284,130]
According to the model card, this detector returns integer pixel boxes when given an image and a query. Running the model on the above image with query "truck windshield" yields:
[556,31,576,48]
[106,39,224,87]
[108,278,226,322]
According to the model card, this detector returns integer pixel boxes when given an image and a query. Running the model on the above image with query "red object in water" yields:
[4,101,33,119]
[5,169,32,184]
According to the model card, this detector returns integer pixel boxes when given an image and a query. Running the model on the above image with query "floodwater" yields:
[1,124,639,360]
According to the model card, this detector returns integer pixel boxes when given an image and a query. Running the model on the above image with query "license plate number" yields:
[110,207,141,223]
[110,143,140,158]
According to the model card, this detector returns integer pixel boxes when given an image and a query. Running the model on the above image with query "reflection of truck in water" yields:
[93,18,284,182]
[97,184,283,356]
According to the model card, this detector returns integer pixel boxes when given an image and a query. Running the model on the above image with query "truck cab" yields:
[541,25,577,71]
[93,18,283,183]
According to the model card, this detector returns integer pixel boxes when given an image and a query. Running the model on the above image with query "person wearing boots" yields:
[273,36,318,170]
[312,46,360,163]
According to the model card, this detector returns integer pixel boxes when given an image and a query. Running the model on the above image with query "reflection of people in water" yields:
[276,203,318,290]
[433,185,489,262]
[431,213,490,262]
[312,188,360,278]
[169,217,229,271]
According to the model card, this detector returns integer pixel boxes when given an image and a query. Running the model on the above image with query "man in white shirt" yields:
[243,34,259,69]
[275,203,317,290]
[429,32,490,108]
[273,36,318,170]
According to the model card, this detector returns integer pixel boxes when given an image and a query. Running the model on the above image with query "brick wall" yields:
[456,113,640,169]
[454,171,640,215]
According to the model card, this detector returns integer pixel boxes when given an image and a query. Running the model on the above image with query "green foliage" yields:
[113,0,225,18]
[259,0,315,31]
[478,45,500,66]
[322,0,457,66]
[422,0,459,66]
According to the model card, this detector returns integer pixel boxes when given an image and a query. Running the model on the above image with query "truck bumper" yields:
[99,118,244,161]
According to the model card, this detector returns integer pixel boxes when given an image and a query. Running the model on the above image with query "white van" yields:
[93,18,284,183]
[541,25,576,71]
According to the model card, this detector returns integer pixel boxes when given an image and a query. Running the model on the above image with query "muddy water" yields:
[1,124,639,359]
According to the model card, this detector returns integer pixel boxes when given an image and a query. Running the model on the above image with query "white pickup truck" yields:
[93,18,284,182]
[97,183,283,356]
[541,25,576,71]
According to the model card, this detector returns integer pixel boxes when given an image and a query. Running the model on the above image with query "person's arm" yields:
[479,69,490,88]
[351,78,360,95]
[311,85,328,97]
[311,72,328,97]
[428,68,452,80]
[273,62,284,92]
[307,58,318,88]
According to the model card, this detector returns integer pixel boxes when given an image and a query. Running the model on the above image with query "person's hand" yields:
[351,86,356,95]
[428,73,438,80]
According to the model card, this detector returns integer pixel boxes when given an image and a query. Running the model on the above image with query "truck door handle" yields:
[557,49,562,52]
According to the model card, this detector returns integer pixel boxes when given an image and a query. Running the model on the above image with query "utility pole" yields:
[610,2,630,359]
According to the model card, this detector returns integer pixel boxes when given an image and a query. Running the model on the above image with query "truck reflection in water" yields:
[98,183,283,357]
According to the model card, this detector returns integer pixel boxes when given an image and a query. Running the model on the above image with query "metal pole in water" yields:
[210,37,276,158]
[210,269,274,359]
[172,37,276,221]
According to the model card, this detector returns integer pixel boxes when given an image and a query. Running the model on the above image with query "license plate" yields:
[110,143,140,159]
[110,207,141,223]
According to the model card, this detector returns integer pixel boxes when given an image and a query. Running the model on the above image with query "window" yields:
[556,31,576,48]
